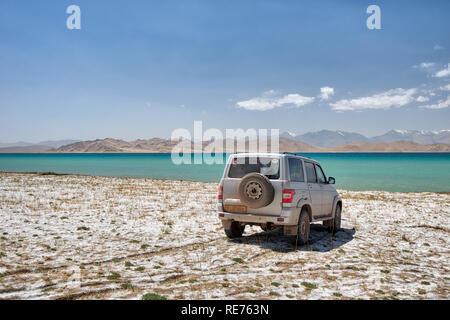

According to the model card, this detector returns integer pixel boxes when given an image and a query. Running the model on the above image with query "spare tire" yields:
[238,173,274,209]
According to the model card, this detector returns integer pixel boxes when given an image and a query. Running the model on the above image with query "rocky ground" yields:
[0,172,448,300]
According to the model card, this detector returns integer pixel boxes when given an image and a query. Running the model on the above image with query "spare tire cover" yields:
[238,173,275,209]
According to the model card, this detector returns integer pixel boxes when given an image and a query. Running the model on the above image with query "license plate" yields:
[224,205,247,214]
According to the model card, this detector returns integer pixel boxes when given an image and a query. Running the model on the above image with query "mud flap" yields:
[221,220,232,230]
[284,225,297,236]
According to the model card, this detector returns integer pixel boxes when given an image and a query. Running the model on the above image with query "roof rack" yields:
[229,152,310,158]
[282,152,310,158]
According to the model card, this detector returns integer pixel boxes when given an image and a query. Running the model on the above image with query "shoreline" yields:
[1,151,450,154]
[0,171,449,194]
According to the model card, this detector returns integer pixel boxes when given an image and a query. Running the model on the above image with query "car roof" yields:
[231,153,318,163]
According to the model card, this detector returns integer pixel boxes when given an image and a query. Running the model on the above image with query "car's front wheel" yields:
[224,221,245,238]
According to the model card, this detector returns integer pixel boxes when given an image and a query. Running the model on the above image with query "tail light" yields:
[282,189,295,203]
[218,185,223,200]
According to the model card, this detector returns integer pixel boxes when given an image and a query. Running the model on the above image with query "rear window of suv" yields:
[228,157,280,179]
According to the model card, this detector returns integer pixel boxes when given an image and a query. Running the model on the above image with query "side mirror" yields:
[328,177,335,184]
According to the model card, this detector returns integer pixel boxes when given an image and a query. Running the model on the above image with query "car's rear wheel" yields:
[224,221,245,238]
[323,204,341,234]
[293,209,310,245]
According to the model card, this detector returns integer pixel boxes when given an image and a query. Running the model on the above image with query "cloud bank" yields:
[329,88,417,111]
[236,92,314,111]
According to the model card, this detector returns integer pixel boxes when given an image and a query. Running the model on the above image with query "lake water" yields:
[0,153,449,192]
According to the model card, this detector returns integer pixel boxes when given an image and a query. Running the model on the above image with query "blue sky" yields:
[0,0,449,142]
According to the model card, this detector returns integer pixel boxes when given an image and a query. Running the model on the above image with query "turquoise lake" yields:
[0,153,449,192]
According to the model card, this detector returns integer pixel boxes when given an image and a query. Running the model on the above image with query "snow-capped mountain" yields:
[370,130,450,144]
[281,130,369,148]
[280,129,450,147]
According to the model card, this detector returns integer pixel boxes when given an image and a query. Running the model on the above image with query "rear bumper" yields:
[217,208,296,226]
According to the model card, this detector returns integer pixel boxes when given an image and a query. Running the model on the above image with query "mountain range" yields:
[51,137,450,153]
[280,130,450,147]
[55,138,179,153]
[1,130,450,153]
[53,137,325,153]
[0,139,80,149]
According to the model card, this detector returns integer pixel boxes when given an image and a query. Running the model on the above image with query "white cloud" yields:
[236,92,314,111]
[413,62,435,69]
[440,84,450,91]
[433,44,443,50]
[319,86,335,100]
[434,64,450,78]
[329,88,417,111]
[277,94,314,106]
[416,96,429,102]
[420,96,450,110]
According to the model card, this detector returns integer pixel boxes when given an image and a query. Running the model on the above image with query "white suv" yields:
[217,153,342,244]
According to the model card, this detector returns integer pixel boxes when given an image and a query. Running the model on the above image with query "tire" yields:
[293,209,310,245]
[323,204,341,234]
[238,173,274,209]
[224,222,245,238]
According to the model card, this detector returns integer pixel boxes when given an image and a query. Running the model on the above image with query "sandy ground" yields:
[0,172,448,300]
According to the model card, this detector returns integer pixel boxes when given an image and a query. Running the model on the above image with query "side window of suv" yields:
[288,158,304,182]
[305,162,317,183]
[315,164,326,184]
